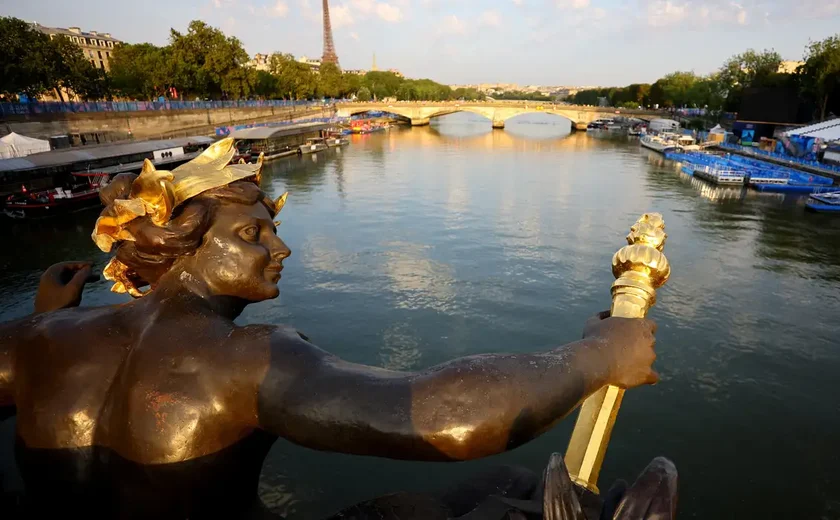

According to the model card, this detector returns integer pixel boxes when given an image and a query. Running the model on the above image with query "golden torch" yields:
[564,213,671,493]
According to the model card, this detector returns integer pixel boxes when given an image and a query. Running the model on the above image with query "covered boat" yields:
[3,172,109,219]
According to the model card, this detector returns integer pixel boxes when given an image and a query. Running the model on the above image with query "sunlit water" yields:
[1,112,839,518]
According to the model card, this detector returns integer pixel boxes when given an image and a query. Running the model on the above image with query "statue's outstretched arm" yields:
[256,316,657,461]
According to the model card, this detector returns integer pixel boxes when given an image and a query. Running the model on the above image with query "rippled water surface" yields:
[2,112,840,518]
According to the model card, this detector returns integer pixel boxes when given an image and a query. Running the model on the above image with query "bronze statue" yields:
[0,139,660,519]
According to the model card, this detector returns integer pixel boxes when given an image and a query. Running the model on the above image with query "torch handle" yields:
[564,214,670,493]
[563,293,649,493]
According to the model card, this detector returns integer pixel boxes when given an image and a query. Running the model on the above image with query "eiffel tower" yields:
[321,0,339,67]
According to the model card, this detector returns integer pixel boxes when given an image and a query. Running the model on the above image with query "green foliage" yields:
[110,43,173,100]
[169,21,253,99]
[569,47,791,117]
[493,90,551,101]
[253,70,278,100]
[658,71,700,107]
[267,53,317,99]
[799,34,840,120]
[716,49,783,111]
[356,86,372,102]
[317,62,345,99]
[0,17,52,98]
[0,16,109,101]
[452,87,484,101]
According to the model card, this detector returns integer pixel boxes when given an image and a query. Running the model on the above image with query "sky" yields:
[4,0,840,86]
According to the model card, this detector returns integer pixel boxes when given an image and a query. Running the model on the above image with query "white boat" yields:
[298,138,329,155]
[675,135,700,151]
[326,136,350,147]
[587,118,615,131]
[640,134,678,153]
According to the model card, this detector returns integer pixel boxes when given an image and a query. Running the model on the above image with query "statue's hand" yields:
[583,312,658,389]
[34,262,100,313]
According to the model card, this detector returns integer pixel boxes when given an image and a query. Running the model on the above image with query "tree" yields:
[799,34,840,120]
[658,71,700,107]
[356,86,371,101]
[0,17,54,99]
[169,20,252,99]
[717,49,783,111]
[48,36,105,101]
[362,71,403,99]
[343,73,362,98]
[253,70,278,99]
[318,62,345,99]
[73,65,113,101]
[570,89,601,105]
[268,53,317,99]
[110,43,174,100]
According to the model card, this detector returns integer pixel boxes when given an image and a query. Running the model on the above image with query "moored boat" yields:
[587,118,615,131]
[3,172,109,219]
[326,133,350,147]
[298,138,329,155]
[806,190,840,212]
[640,134,678,153]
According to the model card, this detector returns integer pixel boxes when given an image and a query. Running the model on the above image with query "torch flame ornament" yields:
[564,213,671,493]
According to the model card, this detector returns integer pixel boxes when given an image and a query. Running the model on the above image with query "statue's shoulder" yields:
[5,305,112,341]
[234,323,313,345]
[41,305,122,332]
[232,323,327,370]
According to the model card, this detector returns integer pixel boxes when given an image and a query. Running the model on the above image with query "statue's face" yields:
[188,200,291,301]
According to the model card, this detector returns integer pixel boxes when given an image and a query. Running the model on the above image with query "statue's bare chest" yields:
[18,341,259,465]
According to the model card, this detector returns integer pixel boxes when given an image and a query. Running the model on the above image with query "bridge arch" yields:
[335,102,641,130]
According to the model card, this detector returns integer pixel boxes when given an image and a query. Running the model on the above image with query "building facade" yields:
[297,56,321,72]
[246,53,270,71]
[33,24,121,71]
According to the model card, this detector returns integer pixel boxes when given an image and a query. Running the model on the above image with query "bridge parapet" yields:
[336,102,662,130]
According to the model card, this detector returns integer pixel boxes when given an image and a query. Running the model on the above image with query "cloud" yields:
[645,0,751,27]
[557,0,590,8]
[350,31,360,40]
[376,2,403,22]
[351,0,375,13]
[332,4,355,27]
[512,0,524,4]
[440,14,467,34]
[266,0,288,17]
[646,0,687,26]
[478,10,502,26]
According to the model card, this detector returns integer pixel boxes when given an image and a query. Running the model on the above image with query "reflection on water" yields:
[1,112,840,519]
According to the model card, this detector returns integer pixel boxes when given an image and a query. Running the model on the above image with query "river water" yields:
[1,112,839,518]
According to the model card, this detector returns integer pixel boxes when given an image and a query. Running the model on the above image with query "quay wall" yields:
[0,105,336,142]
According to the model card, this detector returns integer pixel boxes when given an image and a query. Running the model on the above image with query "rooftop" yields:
[229,122,331,140]
[0,136,213,173]
[32,23,121,42]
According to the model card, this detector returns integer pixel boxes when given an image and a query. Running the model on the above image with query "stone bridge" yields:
[336,102,662,130]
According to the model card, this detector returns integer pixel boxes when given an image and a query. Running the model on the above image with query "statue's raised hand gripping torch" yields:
[565,213,671,493]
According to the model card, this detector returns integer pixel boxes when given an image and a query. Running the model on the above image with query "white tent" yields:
[710,124,726,134]
[784,118,840,142]
[0,132,50,159]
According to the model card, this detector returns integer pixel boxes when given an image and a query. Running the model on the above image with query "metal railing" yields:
[0,99,337,116]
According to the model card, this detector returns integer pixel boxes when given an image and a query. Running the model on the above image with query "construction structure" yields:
[321,0,339,67]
